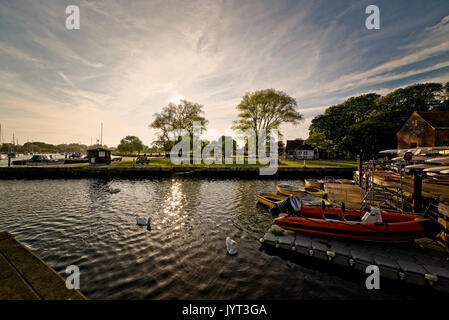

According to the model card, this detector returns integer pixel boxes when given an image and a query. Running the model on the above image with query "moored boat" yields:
[277,184,328,199]
[257,193,331,208]
[274,196,442,241]
[336,179,354,184]
[304,179,322,189]
[12,155,65,166]
[256,193,287,208]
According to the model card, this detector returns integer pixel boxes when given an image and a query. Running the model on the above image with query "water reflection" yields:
[0,178,436,300]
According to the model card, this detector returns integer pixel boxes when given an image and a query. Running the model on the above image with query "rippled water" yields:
[0,178,440,299]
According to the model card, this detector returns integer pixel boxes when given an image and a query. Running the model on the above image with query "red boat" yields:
[382,177,400,182]
[273,196,441,241]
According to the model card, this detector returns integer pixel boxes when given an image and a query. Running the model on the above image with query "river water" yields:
[0,178,442,299]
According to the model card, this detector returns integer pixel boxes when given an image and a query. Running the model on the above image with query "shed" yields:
[87,148,111,165]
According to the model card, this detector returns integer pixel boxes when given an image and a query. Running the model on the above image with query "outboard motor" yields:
[361,206,383,224]
[270,195,302,216]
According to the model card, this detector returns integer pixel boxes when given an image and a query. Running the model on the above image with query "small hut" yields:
[87,148,111,165]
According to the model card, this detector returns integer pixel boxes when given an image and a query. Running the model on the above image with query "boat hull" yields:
[257,193,331,207]
[274,207,442,241]
[304,179,322,189]
[277,184,327,199]
[256,193,286,208]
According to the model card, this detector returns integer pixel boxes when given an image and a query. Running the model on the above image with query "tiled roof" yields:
[286,140,314,151]
[416,111,449,128]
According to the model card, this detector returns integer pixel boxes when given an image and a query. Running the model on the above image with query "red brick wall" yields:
[397,113,435,149]
[435,129,449,146]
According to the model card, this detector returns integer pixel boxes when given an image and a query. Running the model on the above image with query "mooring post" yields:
[412,174,422,213]
[358,154,363,187]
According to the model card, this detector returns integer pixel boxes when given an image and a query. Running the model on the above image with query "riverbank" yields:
[0,165,355,179]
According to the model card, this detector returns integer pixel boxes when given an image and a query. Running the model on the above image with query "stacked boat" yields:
[379,147,449,186]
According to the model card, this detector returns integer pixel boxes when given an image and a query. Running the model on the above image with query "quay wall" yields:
[0,166,355,180]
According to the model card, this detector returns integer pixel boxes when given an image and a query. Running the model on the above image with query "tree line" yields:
[0,142,95,154]
[148,88,303,156]
[5,82,445,158]
[305,82,449,159]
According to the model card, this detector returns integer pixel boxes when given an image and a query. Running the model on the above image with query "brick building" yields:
[397,111,449,149]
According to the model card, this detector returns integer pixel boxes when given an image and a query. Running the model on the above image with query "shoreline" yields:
[0,166,355,179]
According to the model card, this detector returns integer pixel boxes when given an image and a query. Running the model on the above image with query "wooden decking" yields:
[0,231,86,300]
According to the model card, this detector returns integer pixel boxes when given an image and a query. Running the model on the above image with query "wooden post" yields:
[412,174,422,213]
[8,155,11,167]
[358,154,363,187]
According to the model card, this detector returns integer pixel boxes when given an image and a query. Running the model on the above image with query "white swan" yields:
[136,217,151,227]
[226,237,237,255]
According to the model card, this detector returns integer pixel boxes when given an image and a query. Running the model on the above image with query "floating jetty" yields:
[261,225,449,293]
[0,231,86,300]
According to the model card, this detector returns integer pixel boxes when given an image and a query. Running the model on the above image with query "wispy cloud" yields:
[0,0,448,146]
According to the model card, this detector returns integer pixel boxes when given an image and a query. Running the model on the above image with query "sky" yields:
[0,0,449,147]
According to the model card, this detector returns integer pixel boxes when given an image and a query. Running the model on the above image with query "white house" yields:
[285,139,316,160]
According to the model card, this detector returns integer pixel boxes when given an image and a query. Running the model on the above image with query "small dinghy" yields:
[336,179,354,184]
[256,193,331,208]
[277,184,328,199]
[304,179,322,189]
[273,196,442,241]
[226,237,237,255]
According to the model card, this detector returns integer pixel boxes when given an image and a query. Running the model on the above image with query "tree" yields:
[150,100,208,152]
[375,83,444,113]
[308,82,448,158]
[305,130,327,158]
[278,140,285,156]
[117,136,144,154]
[232,89,303,155]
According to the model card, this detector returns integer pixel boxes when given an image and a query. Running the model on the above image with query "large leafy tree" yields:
[309,93,380,157]
[117,136,144,154]
[308,82,447,158]
[150,100,208,151]
[305,130,328,158]
[232,89,303,154]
